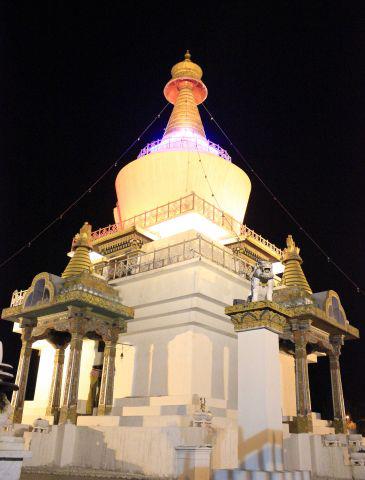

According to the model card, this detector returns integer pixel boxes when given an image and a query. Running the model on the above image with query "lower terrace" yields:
[10,235,281,308]
[96,234,256,281]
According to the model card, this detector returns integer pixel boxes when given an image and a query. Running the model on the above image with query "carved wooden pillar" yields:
[291,321,313,433]
[59,315,84,424]
[11,322,34,424]
[46,345,66,423]
[98,330,119,415]
[329,335,347,434]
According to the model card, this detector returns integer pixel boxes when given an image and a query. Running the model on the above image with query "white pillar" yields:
[237,328,283,472]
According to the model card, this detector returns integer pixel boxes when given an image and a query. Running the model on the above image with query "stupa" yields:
[1,53,364,480]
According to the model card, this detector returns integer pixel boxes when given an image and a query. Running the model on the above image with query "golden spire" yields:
[163,51,208,139]
[281,235,312,294]
[62,222,93,279]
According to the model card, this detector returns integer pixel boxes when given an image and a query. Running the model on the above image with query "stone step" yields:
[21,466,157,479]
[114,395,228,409]
[77,413,235,428]
[213,469,311,480]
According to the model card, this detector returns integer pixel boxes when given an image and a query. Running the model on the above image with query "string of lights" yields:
[0,103,170,270]
[194,146,242,243]
[1,95,363,297]
[201,102,364,296]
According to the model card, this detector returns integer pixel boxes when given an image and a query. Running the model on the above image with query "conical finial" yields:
[163,52,208,139]
[284,235,301,258]
[281,235,312,294]
[62,222,93,279]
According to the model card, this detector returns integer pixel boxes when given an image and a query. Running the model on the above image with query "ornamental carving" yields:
[227,301,290,334]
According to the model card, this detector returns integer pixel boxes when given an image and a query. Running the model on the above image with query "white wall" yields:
[280,351,296,417]
[112,256,247,407]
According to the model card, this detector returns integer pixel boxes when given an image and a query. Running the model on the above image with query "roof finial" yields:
[61,222,93,278]
[281,235,312,294]
[163,52,207,139]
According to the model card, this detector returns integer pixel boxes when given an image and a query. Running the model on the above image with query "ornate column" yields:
[329,335,347,434]
[291,320,313,433]
[59,313,85,424]
[11,321,34,424]
[97,329,119,415]
[46,345,66,423]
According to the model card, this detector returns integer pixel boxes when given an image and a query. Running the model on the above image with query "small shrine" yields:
[2,222,133,425]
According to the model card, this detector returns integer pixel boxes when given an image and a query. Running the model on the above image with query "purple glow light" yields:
[138,129,231,162]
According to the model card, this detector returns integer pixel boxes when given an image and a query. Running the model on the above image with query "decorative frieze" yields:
[226,301,290,335]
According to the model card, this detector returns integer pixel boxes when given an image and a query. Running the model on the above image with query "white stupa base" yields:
[0,434,31,480]
[23,423,233,477]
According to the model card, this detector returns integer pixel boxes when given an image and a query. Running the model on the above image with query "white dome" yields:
[115,149,251,229]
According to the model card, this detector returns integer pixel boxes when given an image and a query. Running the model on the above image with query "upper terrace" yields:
[90,192,283,259]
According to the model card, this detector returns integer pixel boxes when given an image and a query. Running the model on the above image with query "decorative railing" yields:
[10,289,27,307]
[91,193,282,258]
[240,225,282,257]
[96,235,254,281]
[91,193,239,242]
[90,223,120,242]
[137,136,232,162]
[122,193,239,234]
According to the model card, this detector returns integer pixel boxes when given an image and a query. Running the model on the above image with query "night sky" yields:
[1,2,364,425]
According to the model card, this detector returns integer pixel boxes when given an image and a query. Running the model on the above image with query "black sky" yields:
[0,1,364,423]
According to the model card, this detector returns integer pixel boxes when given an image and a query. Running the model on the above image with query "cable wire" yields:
[194,146,241,243]
[201,102,364,296]
[0,103,170,270]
